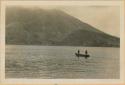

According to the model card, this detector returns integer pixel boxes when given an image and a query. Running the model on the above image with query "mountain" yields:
[6,7,120,47]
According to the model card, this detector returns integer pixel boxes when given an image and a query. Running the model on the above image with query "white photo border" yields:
[0,0,124,84]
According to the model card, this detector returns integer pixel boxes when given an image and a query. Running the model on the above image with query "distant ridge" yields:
[6,7,120,47]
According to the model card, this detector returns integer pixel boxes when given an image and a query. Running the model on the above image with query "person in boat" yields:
[85,50,88,55]
[77,50,80,58]
[78,50,80,54]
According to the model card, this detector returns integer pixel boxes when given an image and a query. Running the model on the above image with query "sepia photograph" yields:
[0,0,125,84]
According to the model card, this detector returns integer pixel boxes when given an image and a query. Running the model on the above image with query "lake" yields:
[5,45,120,79]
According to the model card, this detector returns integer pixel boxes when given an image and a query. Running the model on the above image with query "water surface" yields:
[5,45,120,79]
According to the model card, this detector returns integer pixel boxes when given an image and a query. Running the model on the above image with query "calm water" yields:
[5,45,120,79]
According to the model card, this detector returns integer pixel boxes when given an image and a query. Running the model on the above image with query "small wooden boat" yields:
[75,53,90,59]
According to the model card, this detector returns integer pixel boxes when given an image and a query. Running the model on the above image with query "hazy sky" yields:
[14,5,120,37]
[59,6,120,37]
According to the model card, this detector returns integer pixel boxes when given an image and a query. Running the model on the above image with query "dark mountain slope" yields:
[61,29,119,46]
[6,7,120,47]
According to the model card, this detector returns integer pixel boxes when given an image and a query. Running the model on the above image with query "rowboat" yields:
[75,53,90,59]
